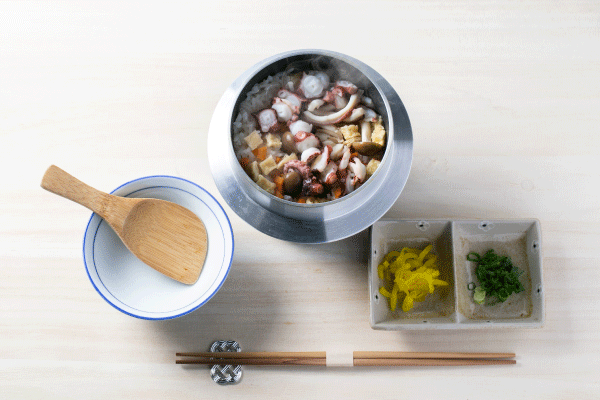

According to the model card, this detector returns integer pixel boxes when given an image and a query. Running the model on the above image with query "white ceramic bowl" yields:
[82,176,234,320]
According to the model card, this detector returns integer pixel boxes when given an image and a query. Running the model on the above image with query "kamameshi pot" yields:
[207,49,413,243]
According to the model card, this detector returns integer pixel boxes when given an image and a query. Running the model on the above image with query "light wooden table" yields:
[2,1,599,398]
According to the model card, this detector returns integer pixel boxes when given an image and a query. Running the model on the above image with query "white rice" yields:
[232,72,290,163]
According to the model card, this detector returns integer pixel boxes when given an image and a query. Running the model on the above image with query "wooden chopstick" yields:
[176,351,325,359]
[176,357,326,366]
[176,350,516,367]
[176,351,327,366]
[353,351,515,360]
[353,358,516,367]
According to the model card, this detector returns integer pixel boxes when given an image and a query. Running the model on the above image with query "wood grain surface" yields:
[1,1,599,399]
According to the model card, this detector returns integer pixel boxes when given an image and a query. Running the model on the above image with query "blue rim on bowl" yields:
[82,175,234,320]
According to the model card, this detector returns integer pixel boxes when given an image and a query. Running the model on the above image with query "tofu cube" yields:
[248,161,261,182]
[366,159,380,177]
[276,153,298,169]
[259,155,277,175]
[244,130,264,150]
[371,121,386,146]
[256,175,276,194]
[265,133,282,150]
[340,124,360,145]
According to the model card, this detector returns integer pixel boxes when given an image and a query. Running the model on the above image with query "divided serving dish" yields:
[369,219,544,330]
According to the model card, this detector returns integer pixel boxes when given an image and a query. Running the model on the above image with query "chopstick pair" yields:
[176,351,516,367]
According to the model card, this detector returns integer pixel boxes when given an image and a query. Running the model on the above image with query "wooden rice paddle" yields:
[41,165,207,284]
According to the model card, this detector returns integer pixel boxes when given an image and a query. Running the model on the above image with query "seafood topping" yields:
[233,68,387,203]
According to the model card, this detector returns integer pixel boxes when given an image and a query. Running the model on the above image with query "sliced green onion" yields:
[473,287,486,304]
[466,249,525,305]
[466,252,481,262]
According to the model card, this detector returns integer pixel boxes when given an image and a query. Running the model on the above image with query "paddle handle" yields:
[41,165,111,217]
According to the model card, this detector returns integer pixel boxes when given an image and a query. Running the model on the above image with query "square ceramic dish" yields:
[369,219,544,329]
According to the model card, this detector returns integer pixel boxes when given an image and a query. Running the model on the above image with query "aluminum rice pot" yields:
[207,49,413,243]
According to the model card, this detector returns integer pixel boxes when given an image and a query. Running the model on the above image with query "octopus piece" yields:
[322,87,347,110]
[322,87,342,103]
[311,145,331,173]
[302,92,362,126]
[319,124,341,134]
[271,98,294,122]
[316,135,337,147]
[256,109,282,133]
[305,180,325,196]
[301,147,321,164]
[338,147,351,170]
[334,80,358,94]
[313,71,330,89]
[321,161,338,185]
[294,131,321,153]
[333,95,348,110]
[289,119,313,136]
[283,160,312,181]
[297,73,326,99]
[283,160,323,196]
[345,171,356,193]
[277,90,303,113]
[349,157,367,182]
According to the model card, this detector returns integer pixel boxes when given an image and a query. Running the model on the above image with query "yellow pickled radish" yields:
[377,244,448,312]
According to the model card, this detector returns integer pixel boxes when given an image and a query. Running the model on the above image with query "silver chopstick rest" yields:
[209,340,243,385]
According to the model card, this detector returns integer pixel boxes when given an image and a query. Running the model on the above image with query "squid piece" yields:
[307,99,325,112]
[316,126,343,145]
[343,107,366,122]
[302,92,362,126]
